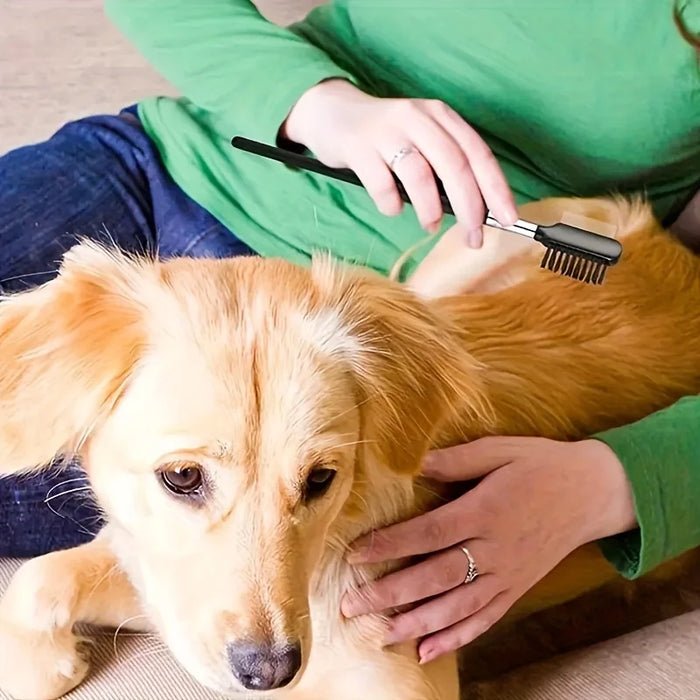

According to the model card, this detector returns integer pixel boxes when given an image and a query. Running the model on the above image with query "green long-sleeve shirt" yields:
[105,0,700,578]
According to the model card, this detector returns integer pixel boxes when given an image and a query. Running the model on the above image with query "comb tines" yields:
[585,262,596,284]
[533,221,621,285]
[541,247,552,269]
[554,251,565,273]
[564,255,576,276]
[538,245,611,285]
[564,254,580,280]
[546,250,555,271]
[591,262,605,285]
[560,255,569,275]
[580,259,591,281]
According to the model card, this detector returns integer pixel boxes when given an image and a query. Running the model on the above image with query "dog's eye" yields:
[304,468,337,499]
[160,464,204,496]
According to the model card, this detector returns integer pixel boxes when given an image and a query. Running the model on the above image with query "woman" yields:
[0,0,698,665]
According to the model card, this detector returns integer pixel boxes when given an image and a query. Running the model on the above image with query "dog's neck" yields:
[309,458,418,651]
[316,456,418,574]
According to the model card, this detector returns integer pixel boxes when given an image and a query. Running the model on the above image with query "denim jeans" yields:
[0,107,254,558]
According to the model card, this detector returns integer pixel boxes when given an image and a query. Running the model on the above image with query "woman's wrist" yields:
[571,439,638,546]
[279,78,357,145]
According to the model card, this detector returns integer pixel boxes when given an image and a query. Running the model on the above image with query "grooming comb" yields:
[231,136,622,284]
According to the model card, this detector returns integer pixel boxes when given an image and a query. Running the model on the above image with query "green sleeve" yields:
[104,0,354,144]
[594,395,700,578]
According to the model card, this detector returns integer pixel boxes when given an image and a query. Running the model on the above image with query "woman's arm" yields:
[601,192,700,575]
[595,394,700,577]
[104,0,354,144]
[105,1,517,233]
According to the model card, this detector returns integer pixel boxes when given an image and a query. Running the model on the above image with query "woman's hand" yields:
[341,437,637,663]
[281,79,517,246]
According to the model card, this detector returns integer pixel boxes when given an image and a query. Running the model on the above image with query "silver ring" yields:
[460,546,479,584]
[389,145,417,170]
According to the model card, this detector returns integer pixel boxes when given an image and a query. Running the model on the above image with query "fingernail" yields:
[499,209,518,227]
[341,594,361,618]
[346,546,368,565]
[421,452,443,477]
[346,535,369,562]
[419,646,437,665]
[467,228,483,249]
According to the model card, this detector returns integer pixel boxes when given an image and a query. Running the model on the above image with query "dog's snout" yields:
[227,640,302,691]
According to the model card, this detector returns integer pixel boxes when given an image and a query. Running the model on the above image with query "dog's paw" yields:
[0,620,90,700]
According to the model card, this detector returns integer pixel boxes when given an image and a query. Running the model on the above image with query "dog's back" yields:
[424,198,700,632]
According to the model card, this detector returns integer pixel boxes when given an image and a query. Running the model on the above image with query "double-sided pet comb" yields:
[231,137,622,284]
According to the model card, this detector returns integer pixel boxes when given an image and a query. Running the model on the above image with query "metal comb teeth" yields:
[540,248,608,285]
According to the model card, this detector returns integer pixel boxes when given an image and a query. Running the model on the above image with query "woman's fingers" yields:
[381,143,444,231]
[428,100,517,229]
[285,81,516,238]
[347,496,477,564]
[379,100,516,243]
[404,108,486,241]
[350,148,404,217]
[342,541,489,617]
[422,436,534,482]
[385,575,502,646]
[418,590,515,663]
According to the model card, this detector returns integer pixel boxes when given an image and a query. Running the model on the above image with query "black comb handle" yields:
[535,223,622,284]
[535,224,622,265]
[231,136,455,213]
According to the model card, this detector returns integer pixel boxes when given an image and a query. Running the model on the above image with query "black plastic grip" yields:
[535,224,622,264]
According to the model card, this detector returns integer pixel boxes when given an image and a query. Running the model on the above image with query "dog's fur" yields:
[0,197,700,700]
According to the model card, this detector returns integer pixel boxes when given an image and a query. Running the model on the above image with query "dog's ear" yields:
[0,243,155,474]
[311,257,492,475]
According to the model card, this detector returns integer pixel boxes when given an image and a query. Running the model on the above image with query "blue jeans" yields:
[0,108,254,558]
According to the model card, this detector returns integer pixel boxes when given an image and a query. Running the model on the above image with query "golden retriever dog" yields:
[0,197,699,700]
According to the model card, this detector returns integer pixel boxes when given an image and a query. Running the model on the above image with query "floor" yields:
[0,0,321,154]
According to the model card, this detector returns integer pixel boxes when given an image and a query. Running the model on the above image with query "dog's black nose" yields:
[226,640,302,691]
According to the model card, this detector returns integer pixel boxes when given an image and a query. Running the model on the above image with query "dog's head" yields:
[0,244,487,693]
